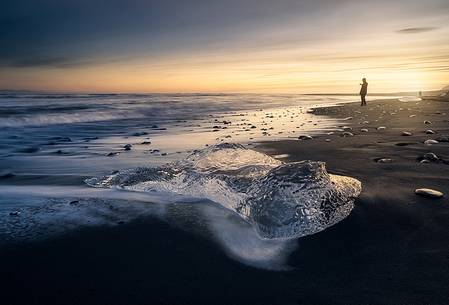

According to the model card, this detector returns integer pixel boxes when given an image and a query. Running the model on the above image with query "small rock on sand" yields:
[415,188,444,199]
[423,152,439,161]
[360,128,368,132]
[376,158,394,163]
[377,126,386,131]
[424,120,432,125]
[341,132,354,137]
[424,140,439,145]
[401,131,413,136]
[298,135,313,140]
[425,130,435,134]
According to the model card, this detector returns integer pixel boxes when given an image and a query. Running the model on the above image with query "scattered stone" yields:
[420,159,430,164]
[341,132,354,137]
[343,117,353,120]
[424,120,432,125]
[377,126,386,131]
[401,131,413,136]
[342,126,352,131]
[376,158,394,163]
[423,153,439,162]
[123,144,132,151]
[298,135,313,140]
[425,130,435,134]
[140,141,152,145]
[424,139,439,145]
[360,128,368,132]
[325,139,331,142]
[415,188,444,199]
[69,200,79,205]
[9,211,20,216]
[107,152,119,157]
[409,114,416,118]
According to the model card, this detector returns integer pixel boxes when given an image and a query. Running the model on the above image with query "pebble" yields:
[377,126,386,130]
[423,152,439,161]
[9,211,20,216]
[424,139,439,145]
[415,188,444,199]
[298,135,313,140]
[376,158,394,163]
[425,130,435,134]
[401,131,413,136]
[341,132,354,137]
[123,144,132,151]
[424,120,432,125]
[107,152,119,157]
[325,139,331,142]
[360,128,368,132]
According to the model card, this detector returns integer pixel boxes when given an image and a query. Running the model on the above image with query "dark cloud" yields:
[397,27,437,34]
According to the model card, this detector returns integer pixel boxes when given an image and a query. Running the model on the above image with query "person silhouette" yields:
[360,78,368,106]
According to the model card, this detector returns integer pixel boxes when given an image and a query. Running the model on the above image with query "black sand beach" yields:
[1,98,449,305]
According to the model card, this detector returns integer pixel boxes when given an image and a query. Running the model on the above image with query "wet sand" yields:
[1,98,449,305]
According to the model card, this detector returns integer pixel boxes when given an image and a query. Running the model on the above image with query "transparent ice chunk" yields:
[86,143,361,239]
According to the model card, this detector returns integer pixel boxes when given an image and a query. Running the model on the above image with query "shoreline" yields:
[1,97,449,305]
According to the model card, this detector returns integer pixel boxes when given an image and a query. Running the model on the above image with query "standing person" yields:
[360,78,368,106]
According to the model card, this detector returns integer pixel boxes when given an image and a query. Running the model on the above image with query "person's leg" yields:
[360,95,364,106]
[362,95,366,106]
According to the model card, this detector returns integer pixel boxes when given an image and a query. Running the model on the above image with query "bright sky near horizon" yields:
[1,0,449,93]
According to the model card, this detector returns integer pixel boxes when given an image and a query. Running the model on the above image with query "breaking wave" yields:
[86,143,362,239]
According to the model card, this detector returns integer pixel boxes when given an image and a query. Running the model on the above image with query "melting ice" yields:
[86,143,362,239]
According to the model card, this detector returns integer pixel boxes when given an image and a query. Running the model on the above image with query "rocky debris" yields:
[107,152,119,157]
[9,211,20,216]
[421,153,439,162]
[123,144,132,151]
[401,131,413,136]
[69,200,79,205]
[360,128,368,132]
[425,130,435,134]
[424,120,432,125]
[298,135,313,140]
[424,139,439,145]
[342,126,352,131]
[325,139,331,142]
[140,141,152,145]
[341,132,354,137]
[415,188,444,199]
[377,126,386,131]
[375,158,394,163]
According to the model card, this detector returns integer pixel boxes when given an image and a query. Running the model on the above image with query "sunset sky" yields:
[1,0,449,93]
